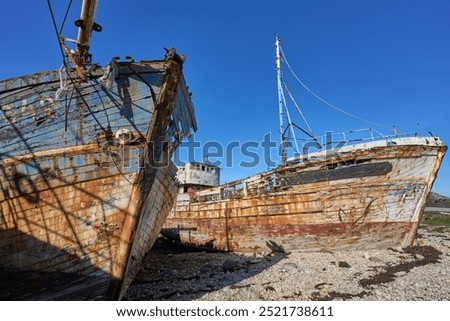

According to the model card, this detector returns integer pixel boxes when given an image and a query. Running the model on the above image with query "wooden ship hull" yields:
[0,55,196,299]
[162,137,446,253]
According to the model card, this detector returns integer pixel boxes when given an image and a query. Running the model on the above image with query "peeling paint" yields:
[163,138,446,253]
[0,54,196,300]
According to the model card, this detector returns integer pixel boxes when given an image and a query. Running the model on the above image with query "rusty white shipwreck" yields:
[162,35,446,253]
[0,1,196,300]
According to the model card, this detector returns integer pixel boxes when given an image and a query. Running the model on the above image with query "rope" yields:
[55,64,69,100]
[99,59,118,91]
[279,46,392,131]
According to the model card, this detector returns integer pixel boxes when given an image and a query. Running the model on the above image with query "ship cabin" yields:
[176,162,220,195]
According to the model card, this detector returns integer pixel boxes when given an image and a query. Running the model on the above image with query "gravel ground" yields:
[124,225,450,301]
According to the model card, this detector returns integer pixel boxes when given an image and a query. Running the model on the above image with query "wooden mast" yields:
[75,0,100,67]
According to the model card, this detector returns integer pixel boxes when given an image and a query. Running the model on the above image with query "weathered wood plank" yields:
[0,54,197,300]
[163,139,446,253]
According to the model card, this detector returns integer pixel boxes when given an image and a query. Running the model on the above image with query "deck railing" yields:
[293,128,417,154]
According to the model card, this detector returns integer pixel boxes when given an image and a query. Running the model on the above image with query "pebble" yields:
[162,268,177,276]
[124,225,450,301]
[222,259,238,272]
[199,263,214,273]
[281,262,298,272]
[369,256,383,263]
[222,273,235,283]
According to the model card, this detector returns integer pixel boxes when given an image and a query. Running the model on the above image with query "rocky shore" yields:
[124,224,450,301]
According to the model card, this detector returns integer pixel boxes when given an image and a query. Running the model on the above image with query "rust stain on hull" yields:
[0,54,196,300]
[163,140,446,253]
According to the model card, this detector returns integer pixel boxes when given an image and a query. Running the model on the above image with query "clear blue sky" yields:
[1,0,449,195]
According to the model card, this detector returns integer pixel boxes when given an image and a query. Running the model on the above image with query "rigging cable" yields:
[59,0,73,34]
[47,1,132,189]
[282,81,315,136]
[46,0,69,67]
[279,46,392,131]
[47,0,110,132]
[47,0,71,131]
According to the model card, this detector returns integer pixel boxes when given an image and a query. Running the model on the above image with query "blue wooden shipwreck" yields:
[0,0,196,300]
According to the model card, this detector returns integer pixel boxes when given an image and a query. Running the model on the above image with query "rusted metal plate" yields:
[163,139,446,253]
[0,55,196,300]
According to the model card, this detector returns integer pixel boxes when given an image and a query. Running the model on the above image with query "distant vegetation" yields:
[422,192,450,233]
[422,214,450,233]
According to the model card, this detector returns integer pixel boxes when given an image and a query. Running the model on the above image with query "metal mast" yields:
[275,34,299,164]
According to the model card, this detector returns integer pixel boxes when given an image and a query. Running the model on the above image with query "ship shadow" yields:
[0,109,120,300]
[0,228,110,300]
[123,237,287,301]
